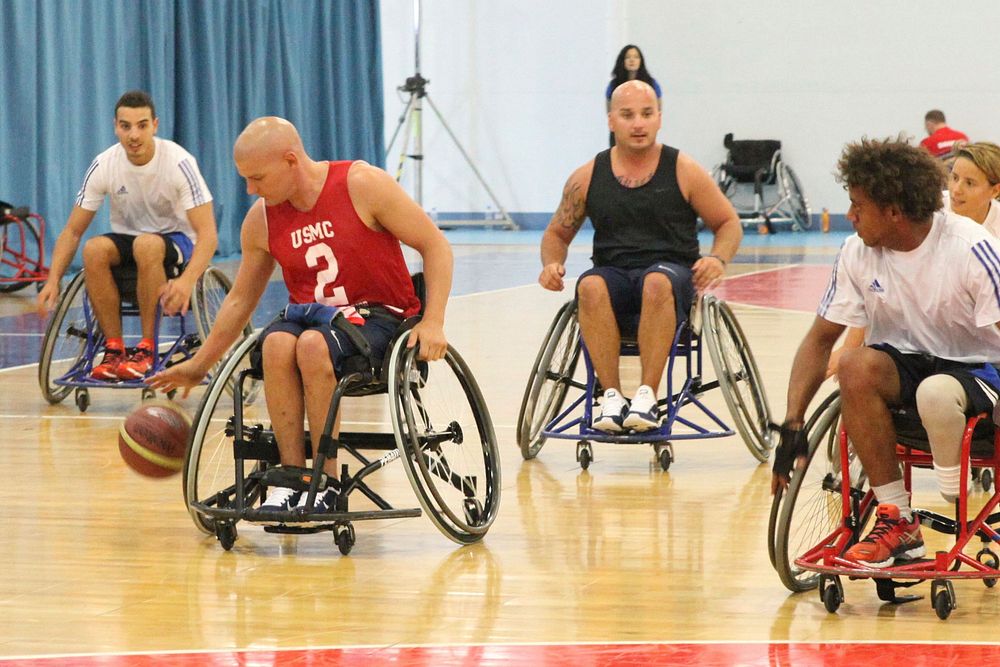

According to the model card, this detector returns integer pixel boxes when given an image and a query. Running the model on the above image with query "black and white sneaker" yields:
[258,486,301,516]
[623,385,660,432]
[593,388,629,433]
[296,487,338,514]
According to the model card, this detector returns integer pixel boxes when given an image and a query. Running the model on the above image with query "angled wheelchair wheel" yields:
[38,271,90,404]
[191,266,253,344]
[780,163,811,230]
[389,336,501,544]
[0,215,43,293]
[702,295,774,461]
[774,392,872,592]
[516,300,581,460]
[185,332,266,534]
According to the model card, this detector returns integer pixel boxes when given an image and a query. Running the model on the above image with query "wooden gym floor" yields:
[2,229,998,665]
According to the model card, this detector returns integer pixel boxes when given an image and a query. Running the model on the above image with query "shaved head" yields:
[234,116,305,163]
[610,80,658,112]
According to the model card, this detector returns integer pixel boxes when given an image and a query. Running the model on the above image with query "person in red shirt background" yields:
[920,109,969,159]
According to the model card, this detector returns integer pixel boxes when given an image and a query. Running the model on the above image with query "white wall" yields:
[380,0,1000,221]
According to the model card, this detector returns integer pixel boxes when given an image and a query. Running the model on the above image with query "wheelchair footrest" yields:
[258,465,335,493]
[874,578,923,604]
[246,506,422,526]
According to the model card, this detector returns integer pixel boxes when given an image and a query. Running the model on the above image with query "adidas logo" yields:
[868,278,885,293]
[116,185,128,196]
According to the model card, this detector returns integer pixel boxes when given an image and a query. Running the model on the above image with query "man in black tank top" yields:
[538,81,742,432]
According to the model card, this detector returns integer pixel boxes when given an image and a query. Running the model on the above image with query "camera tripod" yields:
[384,1,517,230]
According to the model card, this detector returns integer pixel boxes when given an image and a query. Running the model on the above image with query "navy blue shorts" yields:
[577,262,694,337]
[260,309,401,375]
[872,343,1000,415]
[105,232,193,279]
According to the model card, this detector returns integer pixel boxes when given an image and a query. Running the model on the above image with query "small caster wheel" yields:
[75,388,90,413]
[656,443,673,471]
[576,441,592,470]
[215,522,237,551]
[931,580,956,619]
[977,548,999,587]
[335,522,356,555]
[820,575,842,613]
[141,387,156,402]
[463,498,483,525]
[982,469,994,494]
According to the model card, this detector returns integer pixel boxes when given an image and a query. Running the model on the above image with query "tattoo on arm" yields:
[554,181,587,231]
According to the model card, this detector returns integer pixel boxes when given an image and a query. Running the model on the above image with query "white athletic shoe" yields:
[593,388,628,433]
[623,385,660,432]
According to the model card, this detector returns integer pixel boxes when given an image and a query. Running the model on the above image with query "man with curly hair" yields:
[771,136,1000,568]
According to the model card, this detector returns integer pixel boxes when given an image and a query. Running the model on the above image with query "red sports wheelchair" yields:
[0,201,48,292]
[771,389,1000,619]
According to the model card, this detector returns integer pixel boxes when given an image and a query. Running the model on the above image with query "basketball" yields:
[118,400,191,478]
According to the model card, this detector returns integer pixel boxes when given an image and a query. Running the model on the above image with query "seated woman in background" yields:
[605,44,662,146]
[828,141,1000,376]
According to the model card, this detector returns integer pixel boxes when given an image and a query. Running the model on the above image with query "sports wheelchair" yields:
[38,264,245,412]
[183,284,501,554]
[771,390,1000,619]
[517,294,773,471]
[712,134,811,232]
[0,201,48,293]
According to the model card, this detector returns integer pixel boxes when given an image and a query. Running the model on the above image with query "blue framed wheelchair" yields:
[712,133,811,232]
[38,264,246,411]
[516,294,774,470]
[183,278,501,554]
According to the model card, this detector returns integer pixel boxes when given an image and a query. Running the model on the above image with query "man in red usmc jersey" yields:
[149,116,453,514]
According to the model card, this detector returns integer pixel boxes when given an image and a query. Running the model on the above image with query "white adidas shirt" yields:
[819,210,1000,363]
[74,137,212,241]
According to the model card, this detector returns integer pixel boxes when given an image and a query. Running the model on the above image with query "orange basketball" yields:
[118,400,191,478]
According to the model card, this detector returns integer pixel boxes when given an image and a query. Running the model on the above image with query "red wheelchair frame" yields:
[0,204,49,292]
[793,403,1000,619]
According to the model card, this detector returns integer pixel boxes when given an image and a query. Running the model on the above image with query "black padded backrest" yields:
[728,139,781,168]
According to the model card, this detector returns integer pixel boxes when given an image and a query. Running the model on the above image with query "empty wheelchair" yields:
[772,389,1000,619]
[0,201,48,293]
[712,133,811,231]
[38,264,244,411]
[517,293,773,471]
[183,288,501,554]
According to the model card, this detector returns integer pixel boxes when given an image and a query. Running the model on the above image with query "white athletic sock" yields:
[933,462,962,503]
[872,479,912,522]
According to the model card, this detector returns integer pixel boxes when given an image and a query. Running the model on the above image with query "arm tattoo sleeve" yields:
[554,181,586,231]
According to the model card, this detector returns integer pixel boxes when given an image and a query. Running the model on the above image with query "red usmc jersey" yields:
[265,161,421,318]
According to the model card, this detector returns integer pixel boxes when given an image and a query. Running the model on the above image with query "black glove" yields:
[772,423,808,481]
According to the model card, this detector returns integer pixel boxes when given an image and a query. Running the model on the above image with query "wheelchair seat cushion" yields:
[891,406,995,457]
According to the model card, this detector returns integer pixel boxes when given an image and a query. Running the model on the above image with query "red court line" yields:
[2,642,999,666]
[715,265,832,313]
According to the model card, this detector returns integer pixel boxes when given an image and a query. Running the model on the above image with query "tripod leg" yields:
[424,94,517,229]
[385,93,416,164]
[391,98,417,184]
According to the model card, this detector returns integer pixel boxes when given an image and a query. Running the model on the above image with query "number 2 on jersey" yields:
[305,242,348,306]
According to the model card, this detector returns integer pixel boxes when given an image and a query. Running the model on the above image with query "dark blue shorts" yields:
[260,309,401,375]
[105,231,193,279]
[872,343,1000,415]
[577,262,694,337]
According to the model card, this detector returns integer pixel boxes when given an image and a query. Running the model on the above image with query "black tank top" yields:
[586,145,700,270]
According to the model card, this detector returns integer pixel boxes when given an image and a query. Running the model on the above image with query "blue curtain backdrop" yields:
[0,0,384,258]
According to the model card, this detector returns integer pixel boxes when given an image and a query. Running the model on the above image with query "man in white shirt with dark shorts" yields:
[38,90,217,380]
[772,136,1000,568]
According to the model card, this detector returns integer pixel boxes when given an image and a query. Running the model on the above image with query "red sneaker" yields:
[116,343,155,380]
[844,503,925,567]
[90,346,125,380]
